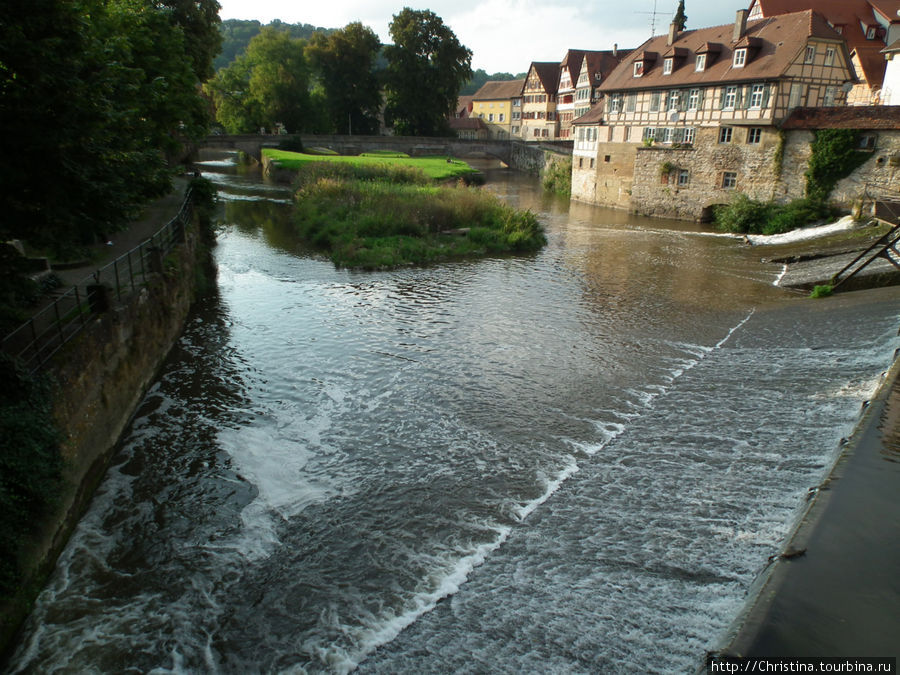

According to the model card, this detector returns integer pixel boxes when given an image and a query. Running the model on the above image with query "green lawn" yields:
[262,148,478,181]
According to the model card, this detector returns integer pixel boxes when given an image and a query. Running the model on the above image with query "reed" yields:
[291,164,546,269]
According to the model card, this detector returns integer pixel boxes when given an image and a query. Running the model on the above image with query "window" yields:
[533,129,540,137]
[747,127,762,144]
[634,61,644,77]
[578,157,584,169]
[590,158,595,169]
[683,127,695,145]
[722,172,737,189]
[608,93,623,113]
[804,45,815,63]
[789,83,803,108]
[825,47,835,66]
[643,127,657,142]
[513,112,521,120]
[488,113,494,122]
[663,58,673,75]
[512,126,520,134]
[719,127,733,143]
[749,84,765,108]
[823,86,836,106]
[605,155,611,162]
[695,54,706,72]
[677,170,690,186]
[667,90,680,111]
[722,86,737,109]
[733,48,747,68]
[626,93,637,112]
[688,88,700,111]
[660,127,674,143]
[866,26,876,39]
[499,113,505,122]
[541,129,549,137]
[859,134,877,150]
[624,126,631,142]
[650,91,661,112]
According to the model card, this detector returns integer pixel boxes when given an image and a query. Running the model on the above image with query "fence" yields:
[2,191,194,374]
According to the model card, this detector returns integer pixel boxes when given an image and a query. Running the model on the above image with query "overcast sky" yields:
[217,0,751,74]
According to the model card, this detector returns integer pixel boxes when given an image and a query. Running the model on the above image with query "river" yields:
[10,153,900,674]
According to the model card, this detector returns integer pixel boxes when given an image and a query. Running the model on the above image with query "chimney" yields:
[613,43,618,57]
[668,22,678,46]
[733,9,748,42]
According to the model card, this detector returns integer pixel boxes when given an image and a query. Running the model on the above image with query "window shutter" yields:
[679,90,688,112]
[743,86,752,109]
[698,89,705,110]
[762,84,771,109]
[719,88,726,109]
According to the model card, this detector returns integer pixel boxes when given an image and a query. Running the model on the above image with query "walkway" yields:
[52,176,189,288]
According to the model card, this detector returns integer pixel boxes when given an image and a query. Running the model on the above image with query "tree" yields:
[307,22,383,135]
[158,0,223,82]
[206,27,319,134]
[383,8,472,137]
[673,0,687,32]
[0,0,214,252]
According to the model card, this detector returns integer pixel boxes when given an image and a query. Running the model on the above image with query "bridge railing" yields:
[2,192,194,374]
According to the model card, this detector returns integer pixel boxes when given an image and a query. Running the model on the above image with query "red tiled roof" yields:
[472,79,525,100]
[455,95,474,117]
[780,105,900,129]
[449,117,487,131]
[600,10,849,93]
[572,104,605,125]
[583,50,634,86]
[752,0,896,87]
[528,62,562,95]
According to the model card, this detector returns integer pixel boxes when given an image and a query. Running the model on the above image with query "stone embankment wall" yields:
[0,210,211,660]
[630,127,785,221]
[509,141,573,176]
[576,128,900,221]
[779,129,900,206]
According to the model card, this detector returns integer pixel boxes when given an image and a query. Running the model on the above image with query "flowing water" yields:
[10,153,900,674]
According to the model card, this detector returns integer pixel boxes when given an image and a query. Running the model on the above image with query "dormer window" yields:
[633,61,644,77]
[663,58,673,75]
[867,26,876,39]
[733,48,747,68]
[695,54,706,71]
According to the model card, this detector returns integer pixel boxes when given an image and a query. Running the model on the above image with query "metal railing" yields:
[1,191,194,373]
[830,183,900,291]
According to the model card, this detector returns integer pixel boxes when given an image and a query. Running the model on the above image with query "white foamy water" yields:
[10,158,900,674]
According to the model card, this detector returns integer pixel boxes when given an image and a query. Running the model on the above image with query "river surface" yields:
[10,153,900,673]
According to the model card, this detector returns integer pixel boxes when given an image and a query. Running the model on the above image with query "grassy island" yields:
[270,152,546,270]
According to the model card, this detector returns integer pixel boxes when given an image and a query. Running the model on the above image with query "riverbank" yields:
[0,179,212,663]
[716,288,900,661]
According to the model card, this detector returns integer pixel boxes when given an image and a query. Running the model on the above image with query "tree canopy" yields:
[383,8,473,137]
[673,0,688,32]
[307,22,383,135]
[0,0,219,252]
[206,27,326,134]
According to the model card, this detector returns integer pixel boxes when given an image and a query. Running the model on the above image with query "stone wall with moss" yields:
[0,212,213,661]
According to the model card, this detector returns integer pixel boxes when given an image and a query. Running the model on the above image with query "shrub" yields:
[714,195,840,236]
[810,284,834,298]
[542,157,572,197]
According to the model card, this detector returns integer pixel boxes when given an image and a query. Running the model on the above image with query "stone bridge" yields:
[201,134,573,171]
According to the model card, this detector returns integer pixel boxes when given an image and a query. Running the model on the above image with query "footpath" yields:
[718,312,900,663]
[51,176,189,289]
